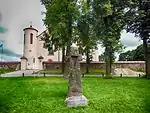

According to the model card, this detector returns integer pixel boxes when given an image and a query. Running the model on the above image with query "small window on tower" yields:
[24,34,25,44]
[33,58,35,63]
[30,33,33,44]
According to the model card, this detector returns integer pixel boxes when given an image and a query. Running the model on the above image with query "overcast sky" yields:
[0,0,142,59]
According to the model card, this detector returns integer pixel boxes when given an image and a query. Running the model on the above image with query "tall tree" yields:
[119,44,146,61]
[41,0,79,76]
[76,0,97,73]
[125,0,150,78]
[92,0,125,77]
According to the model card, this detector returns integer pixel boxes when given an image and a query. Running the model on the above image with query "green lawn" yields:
[0,77,150,113]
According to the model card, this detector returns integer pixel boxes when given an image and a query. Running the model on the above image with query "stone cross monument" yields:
[65,44,88,107]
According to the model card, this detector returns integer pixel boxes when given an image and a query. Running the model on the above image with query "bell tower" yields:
[21,24,38,70]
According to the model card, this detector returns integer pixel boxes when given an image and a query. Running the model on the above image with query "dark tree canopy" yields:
[118,44,150,61]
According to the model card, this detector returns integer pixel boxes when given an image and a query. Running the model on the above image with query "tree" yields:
[125,0,150,78]
[99,54,105,62]
[76,0,97,73]
[119,44,149,61]
[133,44,145,61]
[41,0,79,76]
[119,50,135,61]
[92,0,126,77]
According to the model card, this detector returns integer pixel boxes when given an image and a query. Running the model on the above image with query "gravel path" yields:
[0,68,145,77]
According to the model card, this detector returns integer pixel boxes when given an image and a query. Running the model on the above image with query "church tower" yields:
[21,25,39,70]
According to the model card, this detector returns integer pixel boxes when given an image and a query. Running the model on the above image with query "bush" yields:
[0,68,15,74]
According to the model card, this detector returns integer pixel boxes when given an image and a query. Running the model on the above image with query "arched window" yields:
[24,34,25,44]
[30,33,33,44]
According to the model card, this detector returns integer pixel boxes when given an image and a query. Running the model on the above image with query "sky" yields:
[0,0,142,61]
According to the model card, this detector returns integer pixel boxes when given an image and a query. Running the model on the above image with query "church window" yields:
[30,33,33,44]
[24,34,25,44]
[33,58,35,63]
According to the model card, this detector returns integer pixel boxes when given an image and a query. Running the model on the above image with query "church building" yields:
[20,25,99,70]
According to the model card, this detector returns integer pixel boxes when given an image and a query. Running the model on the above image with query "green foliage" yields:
[99,54,105,62]
[92,0,127,75]
[0,69,15,74]
[119,44,149,61]
[119,50,135,61]
[0,77,150,113]
[41,0,79,52]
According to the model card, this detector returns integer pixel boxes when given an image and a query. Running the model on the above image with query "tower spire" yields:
[30,21,32,27]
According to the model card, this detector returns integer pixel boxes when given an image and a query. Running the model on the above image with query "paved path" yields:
[113,68,144,77]
[0,68,145,78]
[0,69,41,77]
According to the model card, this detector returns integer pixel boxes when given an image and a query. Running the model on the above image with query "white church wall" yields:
[37,35,62,62]
[92,49,99,62]
[21,59,27,70]
[21,25,99,70]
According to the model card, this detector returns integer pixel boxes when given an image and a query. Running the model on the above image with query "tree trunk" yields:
[147,44,150,78]
[64,41,71,79]
[86,48,90,74]
[64,3,72,79]
[143,39,148,76]
[62,46,65,74]
[143,39,150,78]
[105,45,112,77]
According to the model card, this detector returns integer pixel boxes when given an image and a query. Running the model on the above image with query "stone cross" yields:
[65,44,88,107]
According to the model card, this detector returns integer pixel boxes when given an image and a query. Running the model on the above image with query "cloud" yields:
[0,43,21,61]
[120,30,142,52]
[0,11,7,33]
[0,0,45,55]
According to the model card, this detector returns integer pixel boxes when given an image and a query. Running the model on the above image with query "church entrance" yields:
[27,58,35,70]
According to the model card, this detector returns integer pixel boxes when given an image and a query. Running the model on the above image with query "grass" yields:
[0,77,150,113]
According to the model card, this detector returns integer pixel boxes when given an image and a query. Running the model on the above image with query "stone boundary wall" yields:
[43,61,145,72]
[0,62,21,70]
[0,61,145,72]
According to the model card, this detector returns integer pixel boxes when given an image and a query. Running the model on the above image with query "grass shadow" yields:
[0,96,10,113]
[145,95,150,113]
[144,78,150,113]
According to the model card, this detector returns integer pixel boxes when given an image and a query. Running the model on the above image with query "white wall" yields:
[21,59,27,70]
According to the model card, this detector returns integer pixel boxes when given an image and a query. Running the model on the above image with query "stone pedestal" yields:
[65,95,88,107]
[65,44,88,107]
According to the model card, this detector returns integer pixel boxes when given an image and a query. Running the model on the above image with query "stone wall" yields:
[43,61,145,72]
[0,62,21,70]
[0,61,145,72]
[113,61,145,72]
